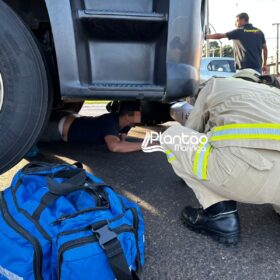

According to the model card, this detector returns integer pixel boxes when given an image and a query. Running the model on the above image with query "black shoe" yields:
[181,201,240,245]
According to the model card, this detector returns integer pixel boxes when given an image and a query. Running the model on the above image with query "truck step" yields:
[78,10,168,22]
[89,83,164,91]
[89,83,165,94]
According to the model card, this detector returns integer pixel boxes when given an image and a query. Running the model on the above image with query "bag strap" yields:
[32,182,110,220]
[32,169,86,220]
[46,169,87,195]
[31,166,86,220]
[32,192,59,220]
[94,224,139,280]
[22,161,83,175]
[21,161,58,173]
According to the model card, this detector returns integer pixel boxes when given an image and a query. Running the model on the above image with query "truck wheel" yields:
[0,1,49,174]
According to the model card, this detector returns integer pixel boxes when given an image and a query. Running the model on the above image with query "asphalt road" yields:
[1,105,280,280]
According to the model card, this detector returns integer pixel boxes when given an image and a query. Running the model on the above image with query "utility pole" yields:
[273,23,280,74]
[220,41,223,57]
[206,0,210,57]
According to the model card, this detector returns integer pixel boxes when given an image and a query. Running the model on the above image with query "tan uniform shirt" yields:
[186,78,280,151]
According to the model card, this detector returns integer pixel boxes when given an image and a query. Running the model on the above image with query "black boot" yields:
[181,201,240,244]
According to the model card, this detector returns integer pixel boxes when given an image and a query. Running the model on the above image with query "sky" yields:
[209,0,280,62]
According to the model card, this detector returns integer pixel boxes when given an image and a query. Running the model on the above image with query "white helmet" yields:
[233,68,260,82]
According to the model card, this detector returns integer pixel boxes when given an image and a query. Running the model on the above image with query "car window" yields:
[207,60,235,73]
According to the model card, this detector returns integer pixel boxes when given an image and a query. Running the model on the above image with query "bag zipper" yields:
[57,223,132,240]
[84,187,109,207]
[56,213,126,239]
[51,188,110,225]
[85,188,100,204]
[0,192,43,280]
[58,225,134,279]
[86,184,110,207]
[51,205,110,226]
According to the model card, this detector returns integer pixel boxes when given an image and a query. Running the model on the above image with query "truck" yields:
[0,0,207,174]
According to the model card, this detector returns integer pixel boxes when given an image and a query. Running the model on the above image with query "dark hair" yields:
[236,13,249,22]
[259,74,280,89]
[106,101,140,116]
[106,101,120,113]
[119,101,140,116]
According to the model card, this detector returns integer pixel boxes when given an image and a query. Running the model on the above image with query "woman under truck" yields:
[40,101,142,153]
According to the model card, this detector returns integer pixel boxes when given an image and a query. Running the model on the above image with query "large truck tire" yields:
[0,1,49,174]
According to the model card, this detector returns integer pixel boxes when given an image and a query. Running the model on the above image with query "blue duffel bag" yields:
[0,162,144,280]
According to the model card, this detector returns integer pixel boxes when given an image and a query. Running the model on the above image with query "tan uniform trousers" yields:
[162,125,280,211]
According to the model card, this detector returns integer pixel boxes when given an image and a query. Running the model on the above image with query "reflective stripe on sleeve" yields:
[165,150,176,163]
[193,123,280,181]
[211,123,280,142]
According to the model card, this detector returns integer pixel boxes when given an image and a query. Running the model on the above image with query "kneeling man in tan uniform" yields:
[161,69,280,244]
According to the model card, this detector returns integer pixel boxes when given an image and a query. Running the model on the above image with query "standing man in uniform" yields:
[159,69,280,244]
[206,13,267,74]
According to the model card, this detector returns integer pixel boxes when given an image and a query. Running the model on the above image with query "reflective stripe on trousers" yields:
[193,123,280,180]
[193,143,212,180]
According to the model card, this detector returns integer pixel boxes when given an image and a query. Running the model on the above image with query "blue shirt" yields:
[226,24,266,70]
[67,113,131,144]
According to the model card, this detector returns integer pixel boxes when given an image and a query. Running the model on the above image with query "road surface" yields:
[1,104,280,280]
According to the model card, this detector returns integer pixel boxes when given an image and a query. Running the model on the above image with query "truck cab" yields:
[0,0,207,174]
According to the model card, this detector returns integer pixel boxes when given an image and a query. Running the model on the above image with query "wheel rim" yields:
[0,73,3,112]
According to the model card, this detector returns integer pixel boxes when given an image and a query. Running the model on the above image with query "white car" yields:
[200,57,236,83]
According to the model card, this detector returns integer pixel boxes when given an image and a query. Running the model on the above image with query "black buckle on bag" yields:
[94,225,118,249]
[93,224,134,280]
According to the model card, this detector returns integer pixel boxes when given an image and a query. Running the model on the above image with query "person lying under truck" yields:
[40,101,142,153]
[161,69,280,244]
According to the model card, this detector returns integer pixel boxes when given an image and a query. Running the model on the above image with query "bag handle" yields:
[46,169,87,195]
[32,182,110,220]
[22,161,58,173]
[21,161,83,176]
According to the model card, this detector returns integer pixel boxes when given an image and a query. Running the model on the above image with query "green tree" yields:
[209,41,219,49]
[222,45,234,57]
[203,42,234,58]
[209,41,220,57]
[203,41,222,57]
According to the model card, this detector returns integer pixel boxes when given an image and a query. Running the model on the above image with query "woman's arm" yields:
[105,135,142,153]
